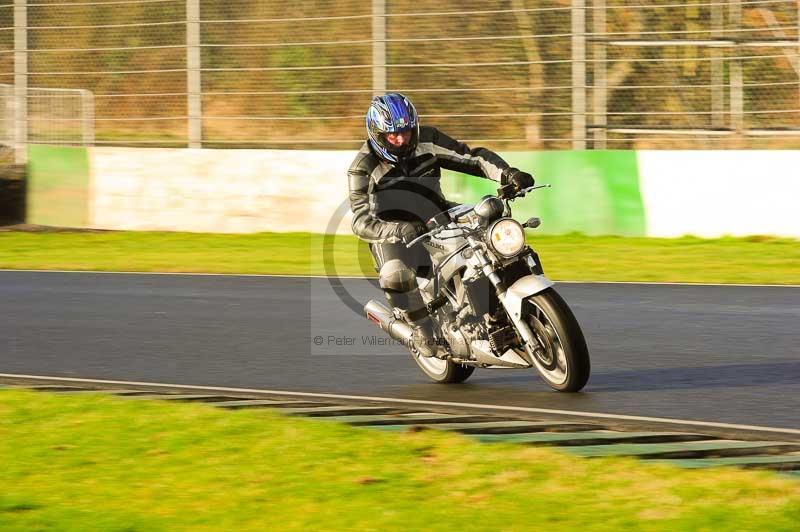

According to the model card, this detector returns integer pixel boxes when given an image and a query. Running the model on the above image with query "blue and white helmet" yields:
[366,92,420,163]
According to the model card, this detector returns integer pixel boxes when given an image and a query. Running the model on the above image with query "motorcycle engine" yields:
[441,319,483,359]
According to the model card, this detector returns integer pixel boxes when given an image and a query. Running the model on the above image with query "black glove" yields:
[396,221,427,244]
[504,168,535,191]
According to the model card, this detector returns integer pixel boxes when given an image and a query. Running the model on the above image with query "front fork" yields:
[468,239,540,365]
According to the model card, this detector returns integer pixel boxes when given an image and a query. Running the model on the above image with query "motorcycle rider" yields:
[348,92,534,357]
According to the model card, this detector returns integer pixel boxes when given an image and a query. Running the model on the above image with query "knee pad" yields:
[379,259,416,293]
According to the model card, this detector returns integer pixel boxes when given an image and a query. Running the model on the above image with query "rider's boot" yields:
[387,289,439,358]
[409,319,439,358]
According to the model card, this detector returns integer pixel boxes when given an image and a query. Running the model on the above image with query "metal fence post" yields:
[2,85,12,147]
[730,0,744,134]
[81,89,95,147]
[14,0,27,164]
[730,62,744,135]
[591,0,607,149]
[572,0,587,150]
[710,0,725,129]
[372,0,387,96]
[187,0,202,148]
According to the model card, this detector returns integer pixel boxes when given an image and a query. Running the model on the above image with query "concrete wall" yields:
[637,151,800,238]
[24,146,800,238]
[88,147,354,234]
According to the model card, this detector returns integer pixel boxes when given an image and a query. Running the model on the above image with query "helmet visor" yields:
[385,130,413,149]
[380,125,418,157]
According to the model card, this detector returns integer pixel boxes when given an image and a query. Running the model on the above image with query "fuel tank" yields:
[422,227,465,262]
[423,229,469,284]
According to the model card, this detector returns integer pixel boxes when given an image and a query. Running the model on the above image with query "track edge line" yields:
[2,372,799,436]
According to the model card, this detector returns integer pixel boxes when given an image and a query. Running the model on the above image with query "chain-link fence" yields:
[0,84,93,146]
[0,0,798,158]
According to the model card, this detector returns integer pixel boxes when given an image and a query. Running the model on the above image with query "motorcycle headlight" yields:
[488,218,525,257]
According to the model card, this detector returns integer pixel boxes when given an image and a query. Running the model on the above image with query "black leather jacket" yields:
[348,126,510,244]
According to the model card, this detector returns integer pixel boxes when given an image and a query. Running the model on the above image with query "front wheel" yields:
[524,288,590,392]
[412,352,475,384]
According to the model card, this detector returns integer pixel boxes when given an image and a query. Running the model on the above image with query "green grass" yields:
[0,231,798,284]
[0,389,798,531]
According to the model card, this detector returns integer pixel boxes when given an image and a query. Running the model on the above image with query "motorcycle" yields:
[364,179,590,392]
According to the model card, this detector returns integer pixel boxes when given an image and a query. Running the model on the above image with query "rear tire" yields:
[414,286,475,384]
[525,288,590,392]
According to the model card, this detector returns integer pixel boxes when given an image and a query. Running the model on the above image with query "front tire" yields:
[412,353,475,384]
[525,287,590,392]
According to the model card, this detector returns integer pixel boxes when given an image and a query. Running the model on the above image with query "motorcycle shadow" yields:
[472,360,800,392]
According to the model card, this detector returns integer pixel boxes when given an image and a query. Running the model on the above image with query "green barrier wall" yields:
[27,145,90,227]
[24,146,645,236]
[441,150,646,236]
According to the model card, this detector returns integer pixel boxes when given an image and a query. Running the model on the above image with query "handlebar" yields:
[405,183,551,249]
[497,183,518,200]
[497,183,550,200]
[404,230,433,249]
[406,225,475,249]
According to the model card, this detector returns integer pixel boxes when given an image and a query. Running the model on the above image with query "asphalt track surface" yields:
[1,271,798,430]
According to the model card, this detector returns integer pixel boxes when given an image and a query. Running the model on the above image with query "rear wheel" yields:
[412,352,475,384]
[413,284,475,384]
[524,288,590,392]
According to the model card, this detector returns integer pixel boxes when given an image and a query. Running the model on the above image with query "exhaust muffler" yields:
[364,299,414,346]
